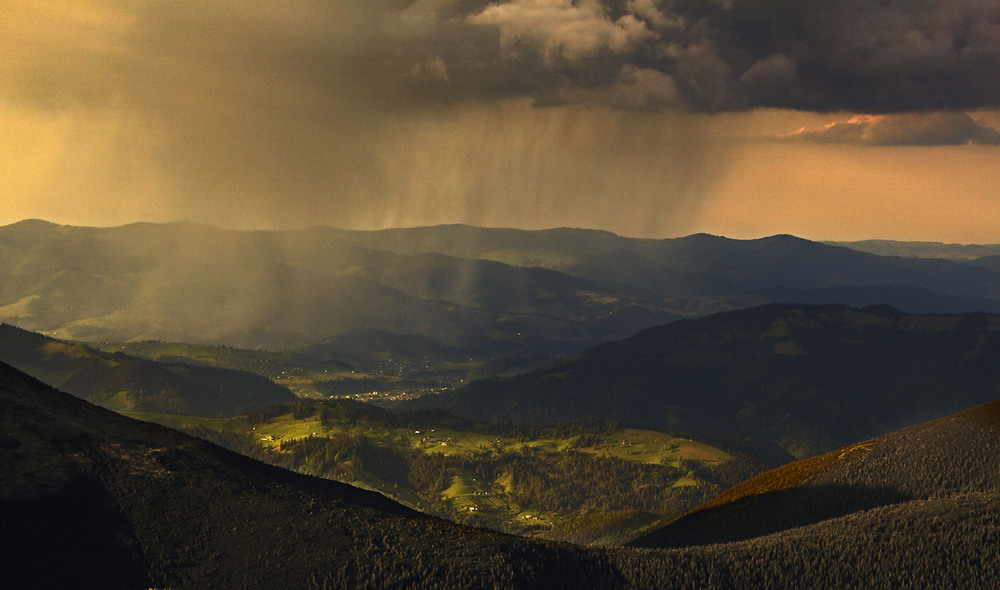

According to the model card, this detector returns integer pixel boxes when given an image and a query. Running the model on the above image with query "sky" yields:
[3,0,1000,242]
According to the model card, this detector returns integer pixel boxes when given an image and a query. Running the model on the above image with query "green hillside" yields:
[0,360,624,588]
[132,398,739,543]
[0,323,294,416]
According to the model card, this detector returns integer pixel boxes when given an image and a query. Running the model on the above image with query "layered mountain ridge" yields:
[6,220,1000,358]
[405,304,1000,458]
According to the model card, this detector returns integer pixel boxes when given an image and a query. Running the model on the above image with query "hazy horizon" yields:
[5,2,1000,243]
[6,216,1000,246]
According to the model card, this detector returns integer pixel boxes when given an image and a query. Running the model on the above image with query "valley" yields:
[408,304,1000,458]
[10,1,1000,584]
[5,220,1000,587]
[4,358,1000,588]
[127,399,734,544]
[87,338,464,402]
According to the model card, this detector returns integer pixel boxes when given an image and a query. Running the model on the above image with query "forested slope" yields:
[408,304,1000,458]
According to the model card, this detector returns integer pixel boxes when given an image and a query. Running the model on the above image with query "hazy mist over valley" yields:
[5,0,1000,588]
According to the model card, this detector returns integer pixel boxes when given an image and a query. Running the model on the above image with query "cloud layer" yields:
[6,1,1000,120]
[404,0,1000,112]
[3,1,1000,240]
[786,112,1000,145]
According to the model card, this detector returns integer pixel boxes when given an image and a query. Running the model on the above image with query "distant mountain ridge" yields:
[4,220,1000,357]
[335,225,1000,303]
[0,220,683,353]
[826,239,1000,260]
[404,304,1000,458]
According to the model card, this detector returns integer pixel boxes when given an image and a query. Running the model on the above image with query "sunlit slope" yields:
[406,304,1000,458]
[0,323,293,416]
[132,398,739,544]
[632,399,1000,549]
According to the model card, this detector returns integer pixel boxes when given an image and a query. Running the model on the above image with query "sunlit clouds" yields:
[784,113,1000,146]
[468,0,658,64]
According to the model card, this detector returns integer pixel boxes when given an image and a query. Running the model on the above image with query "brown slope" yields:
[0,361,621,589]
[631,399,1000,549]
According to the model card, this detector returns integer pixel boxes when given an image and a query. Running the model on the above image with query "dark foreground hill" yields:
[404,304,1000,458]
[3,361,1000,588]
[0,360,619,589]
[0,323,294,417]
[632,399,1000,555]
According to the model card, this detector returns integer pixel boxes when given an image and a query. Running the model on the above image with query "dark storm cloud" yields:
[10,1,1000,118]
[423,0,1000,113]
[5,0,1000,235]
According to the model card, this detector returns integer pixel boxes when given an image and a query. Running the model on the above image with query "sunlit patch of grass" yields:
[130,401,732,542]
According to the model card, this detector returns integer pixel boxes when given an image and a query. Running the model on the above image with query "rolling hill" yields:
[332,224,1000,310]
[0,323,294,417]
[5,220,1000,363]
[404,304,1000,458]
[0,360,623,588]
[826,239,1000,260]
[131,398,737,544]
[0,220,682,356]
[631,398,1000,551]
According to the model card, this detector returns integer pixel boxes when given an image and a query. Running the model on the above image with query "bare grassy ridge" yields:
[633,399,1000,549]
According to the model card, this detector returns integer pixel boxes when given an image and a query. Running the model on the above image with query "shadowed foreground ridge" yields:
[4,359,1000,588]
[0,361,620,589]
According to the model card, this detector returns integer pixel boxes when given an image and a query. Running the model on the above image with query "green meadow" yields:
[128,399,731,544]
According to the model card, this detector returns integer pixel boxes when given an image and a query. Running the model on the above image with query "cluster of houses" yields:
[413,429,455,447]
